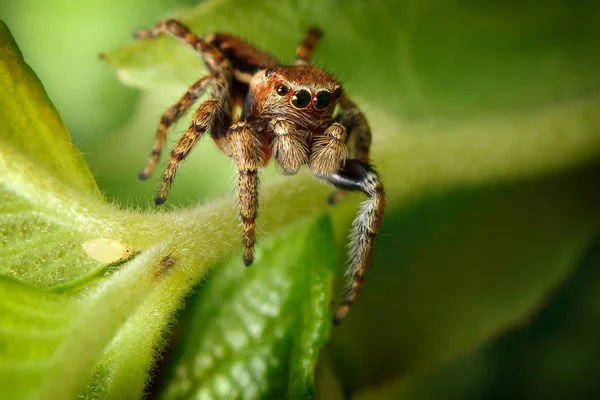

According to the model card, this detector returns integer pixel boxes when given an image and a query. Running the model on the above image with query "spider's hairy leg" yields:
[134,19,225,71]
[271,119,309,175]
[329,95,373,204]
[139,74,213,180]
[308,122,348,178]
[324,160,385,324]
[228,122,263,266]
[142,18,233,204]
[155,98,225,205]
[337,96,372,163]
[294,27,323,66]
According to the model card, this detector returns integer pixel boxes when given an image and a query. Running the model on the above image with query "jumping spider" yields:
[133,19,385,324]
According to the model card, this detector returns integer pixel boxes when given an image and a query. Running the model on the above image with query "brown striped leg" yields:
[308,122,348,178]
[154,99,224,205]
[228,122,262,266]
[135,20,233,203]
[139,74,214,180]
[323,160,385,324]
[328,95,373,204]
[134,19,228,72]
[294,27,323,66]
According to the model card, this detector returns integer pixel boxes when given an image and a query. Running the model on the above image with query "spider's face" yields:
[248,66,343,129]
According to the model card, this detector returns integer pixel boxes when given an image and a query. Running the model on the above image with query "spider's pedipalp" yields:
[323,160,385,324]
[309,122,347,177]
[228,122,263,266]
[271,118,309,175]
[139,74,214,180]
[294,27,323,66]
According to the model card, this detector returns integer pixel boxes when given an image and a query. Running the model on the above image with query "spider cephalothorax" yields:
[244,66,346,176]
[133,19,385,324]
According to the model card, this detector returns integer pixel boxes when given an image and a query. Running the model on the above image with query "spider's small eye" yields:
[314,91,332,109]
[276,85,289,96]
[291,90,311,108]
[265,69,274,77]
[333,87,343,99]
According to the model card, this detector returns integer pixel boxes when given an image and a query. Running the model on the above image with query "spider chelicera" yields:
[133,19,385,324]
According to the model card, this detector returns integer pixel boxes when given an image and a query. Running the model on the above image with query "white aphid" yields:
[82,238,133,264]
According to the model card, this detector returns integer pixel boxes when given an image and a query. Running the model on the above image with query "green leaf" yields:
[158,216,336,400]
[0,21,172,399]
[0,20,113,289]
[38,241,192,400]
[0,277,79,399]
[0,21,100,197]
[0,27,185,399]
[0,243,191,400]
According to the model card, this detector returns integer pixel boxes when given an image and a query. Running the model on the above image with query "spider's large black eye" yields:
[265,69,274,77]
[333,87,343,99]
[276,85,289,96]
[314,91,332,109]
[291,90,311,108]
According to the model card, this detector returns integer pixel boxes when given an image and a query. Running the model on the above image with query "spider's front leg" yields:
[134,19,233,204]
[323,160,385,324]
[155,97,229,204]
[154,60,232,204]
[138,74,213,180]
[134,19,225,71]
[228,122,263,266]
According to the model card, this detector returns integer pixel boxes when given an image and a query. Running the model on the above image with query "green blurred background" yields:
[2,0,600,398]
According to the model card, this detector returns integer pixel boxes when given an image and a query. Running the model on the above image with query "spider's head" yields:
[247,66,343,129]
